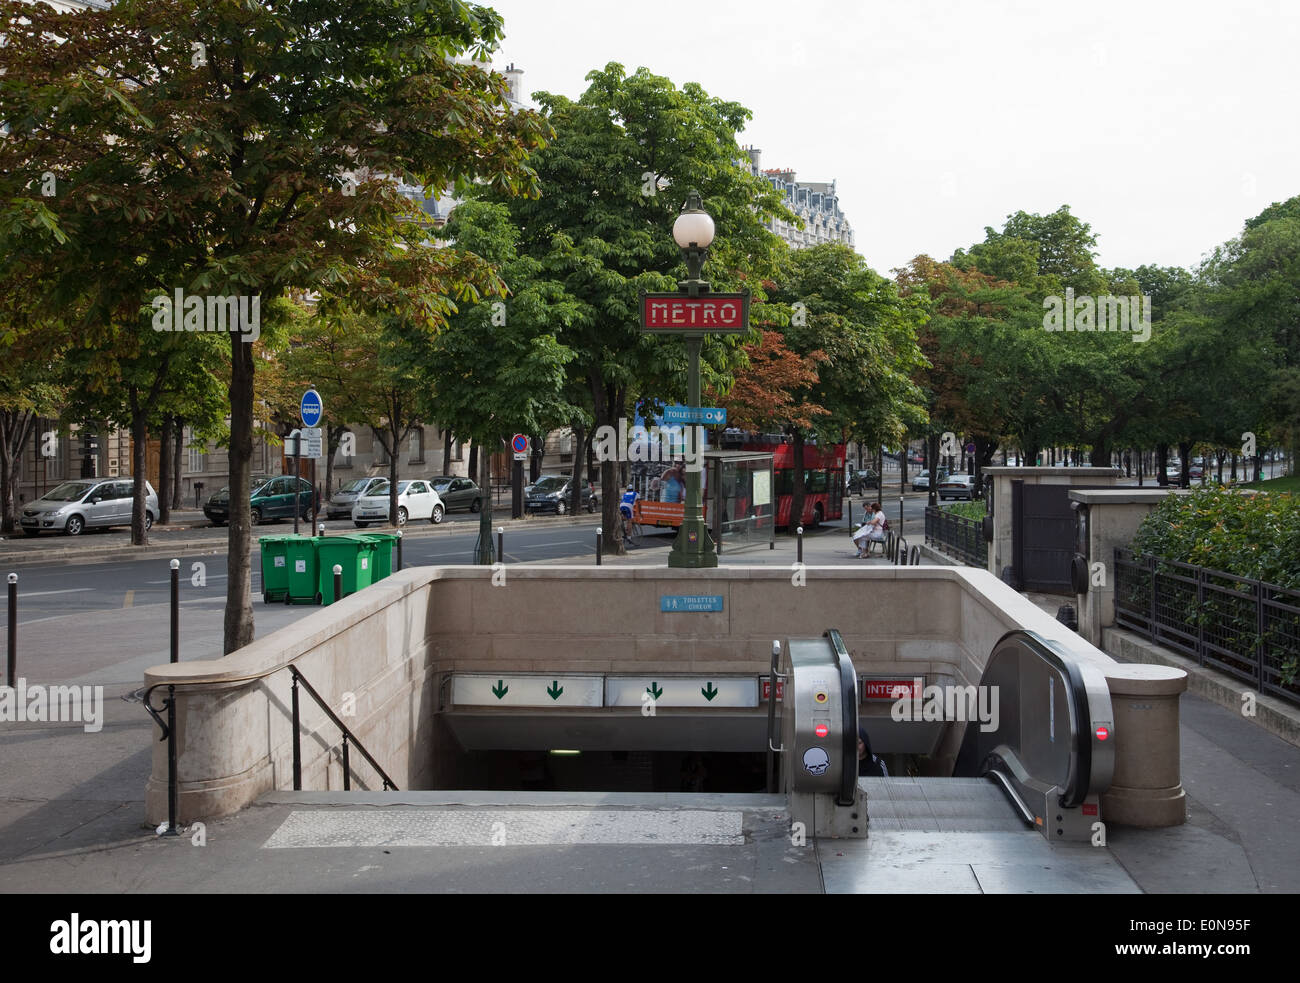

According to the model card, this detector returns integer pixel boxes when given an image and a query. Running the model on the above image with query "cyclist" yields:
[619,484,638,544]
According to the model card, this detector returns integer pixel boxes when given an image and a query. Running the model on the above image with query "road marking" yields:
[123,591,133,608]
[12,588,94,598]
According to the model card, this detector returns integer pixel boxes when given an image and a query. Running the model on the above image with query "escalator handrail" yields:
[823,629,857,807]
[989,628,1096,807]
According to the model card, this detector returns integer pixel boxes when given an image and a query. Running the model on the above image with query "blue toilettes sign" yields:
[660,595,724,613]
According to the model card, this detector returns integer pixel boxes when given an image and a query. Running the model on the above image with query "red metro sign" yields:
[640,291,751,334]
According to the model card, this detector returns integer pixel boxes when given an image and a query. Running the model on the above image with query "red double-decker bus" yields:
[633,434,845,530]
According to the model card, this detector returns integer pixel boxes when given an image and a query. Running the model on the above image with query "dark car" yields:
[846,469,880,495]
[525,474,597,515]
[429,475,483,513]
[205,474,316,526]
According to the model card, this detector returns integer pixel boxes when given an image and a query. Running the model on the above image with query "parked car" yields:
[326,476,387,519]
[20,478,159,536]
[429,475,483,513]
[911,469,949,492]
[352,479,444,527]
[1189,464,1204,479]
[525,474,597,515]
[205,474,316,526]
[937,474,976,501]
[846,469,880,494]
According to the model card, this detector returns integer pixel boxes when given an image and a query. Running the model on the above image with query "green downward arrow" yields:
[491,679,508,700]
[647,682,663,700]
[546,680,564,700]
[701,681,718,702]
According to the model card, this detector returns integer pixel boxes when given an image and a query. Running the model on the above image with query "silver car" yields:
[326,476,387,519]
[19,478,159,536]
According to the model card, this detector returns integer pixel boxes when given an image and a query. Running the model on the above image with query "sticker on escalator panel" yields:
[802,747,830,776]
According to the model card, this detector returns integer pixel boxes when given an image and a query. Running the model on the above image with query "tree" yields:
[1,0,547,651]
[476,63,792,552]
[0,307,67,534]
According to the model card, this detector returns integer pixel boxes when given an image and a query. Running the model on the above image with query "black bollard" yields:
[169,559,180,664]
[6,572,16,688]
[899,496,905,537]
[333,563,343,603]
[497,527,504,563]
[396,530,403,572]
[596,528,602,565]
[797,526,804,565]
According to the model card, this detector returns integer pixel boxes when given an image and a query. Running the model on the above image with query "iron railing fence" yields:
[924,506,987,567]
[1113,548,1300,706]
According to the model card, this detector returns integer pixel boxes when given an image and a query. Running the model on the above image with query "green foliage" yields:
[942,500,987,521]
[1131,487,1300,589]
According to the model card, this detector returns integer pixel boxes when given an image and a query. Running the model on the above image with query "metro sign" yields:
[640,291,751,334]
[861,678,921,701]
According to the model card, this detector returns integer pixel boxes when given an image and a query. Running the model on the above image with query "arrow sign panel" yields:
[606,676,758,708]
[451,674,601,708]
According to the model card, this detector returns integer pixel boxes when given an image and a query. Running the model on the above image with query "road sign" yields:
[287,429,322,458]
[451,673,603,708]
[606,676,758,708]
[300,389,323,428]
[302,427,322,441]
[511,434,529,453]
[640,292,750,334]
[662,405,727,426]
[965,443,976,455]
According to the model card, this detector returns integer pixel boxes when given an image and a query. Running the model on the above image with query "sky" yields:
[484,0,1300,276]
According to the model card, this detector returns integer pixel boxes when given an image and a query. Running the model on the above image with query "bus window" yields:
[804,468,828,494]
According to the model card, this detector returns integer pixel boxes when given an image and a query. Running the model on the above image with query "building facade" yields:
[741,147,853,250]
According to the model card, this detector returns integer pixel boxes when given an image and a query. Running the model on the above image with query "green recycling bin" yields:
[258,535,299,603]
[314,535,376,605]
[358,532,396,581]
[283,536,322,604]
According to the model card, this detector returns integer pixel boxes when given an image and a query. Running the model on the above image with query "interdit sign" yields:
[640,292,750,333]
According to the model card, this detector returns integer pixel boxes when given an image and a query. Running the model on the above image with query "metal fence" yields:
[1114,548,1300,706]
[924,506,986,567]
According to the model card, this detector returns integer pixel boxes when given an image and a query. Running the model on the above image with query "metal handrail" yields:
[823,629,858,807]
[142,659,399,834]
[765,640,785,792]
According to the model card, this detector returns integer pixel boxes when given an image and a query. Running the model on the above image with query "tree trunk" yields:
[386,428,399,525]
[1156,444,1170,486]
[530,433,544,484]
[1230,452,1238,482]
[171,416,184,510]
[927,433,940,509]
[476,436,495,564]
[443,428,454,474]
[1178,440,1192,487]
[0,410,35,534]
[224,336,256,655]
[468,443,479,489]
[570,420,587,514]
[1216,449,1225,485]
[325,423,337,496]
[158,416,173,525]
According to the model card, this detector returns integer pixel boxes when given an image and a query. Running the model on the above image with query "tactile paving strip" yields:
[263,808,745,848]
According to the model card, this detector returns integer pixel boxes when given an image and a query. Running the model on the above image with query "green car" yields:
[205,474,317,526]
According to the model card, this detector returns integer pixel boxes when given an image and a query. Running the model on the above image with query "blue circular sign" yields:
[300,389,323,427]
[511,433,529,454]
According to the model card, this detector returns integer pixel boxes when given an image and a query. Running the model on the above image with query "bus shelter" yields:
[707,450,775,553]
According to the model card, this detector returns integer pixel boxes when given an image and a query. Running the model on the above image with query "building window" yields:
[451,437,463,462]
[185,428,206,473]
[409,428,424,464]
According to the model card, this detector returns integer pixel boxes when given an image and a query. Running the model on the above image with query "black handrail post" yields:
[6,572,16,688]
[595,528,602,565]
[396,531,403,572]
[165,685,179,835]
[342,732,351,791]
[796,526,803,565]
[291,673,302,791]
[169,558,180,664]
[766,640,782,794]
[333,563,342,603]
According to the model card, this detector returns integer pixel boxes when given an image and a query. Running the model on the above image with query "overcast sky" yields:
[485,0,1299,277]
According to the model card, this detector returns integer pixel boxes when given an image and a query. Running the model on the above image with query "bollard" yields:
[796,526,804,565]
[497,527,504,563]
[317,522,324,537]
[848,500,853,530]
[396,530,403,572]
[333,563,343,603]
[169,559,180,664]
[899,496,905,537]
[596,528,602,565]
[766,513,773,549]
[6,572,16,688]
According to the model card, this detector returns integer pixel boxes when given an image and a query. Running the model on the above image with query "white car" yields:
[937,474,976,500]
[351,479,445,527]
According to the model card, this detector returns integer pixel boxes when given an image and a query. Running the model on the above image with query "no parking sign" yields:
[511,433,529,461]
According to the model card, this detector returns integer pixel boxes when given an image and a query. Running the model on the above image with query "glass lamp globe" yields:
[673,209,715,250]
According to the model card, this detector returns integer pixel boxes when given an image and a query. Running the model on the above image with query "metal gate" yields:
[1011,482,1074,591]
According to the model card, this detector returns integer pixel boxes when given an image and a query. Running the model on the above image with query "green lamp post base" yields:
[667,518,718,568]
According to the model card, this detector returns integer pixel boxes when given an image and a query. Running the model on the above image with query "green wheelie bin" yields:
[358,532,396,582]
[283,535,322,604]
[258,535,298,603]
[314,535,376,605]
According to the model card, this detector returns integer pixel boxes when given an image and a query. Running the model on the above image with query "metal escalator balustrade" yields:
[953,629,1114,841]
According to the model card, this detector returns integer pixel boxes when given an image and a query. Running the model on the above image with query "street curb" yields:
[0,511,603,568]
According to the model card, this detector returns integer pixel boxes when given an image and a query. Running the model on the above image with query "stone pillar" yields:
[1101,664,1188,827]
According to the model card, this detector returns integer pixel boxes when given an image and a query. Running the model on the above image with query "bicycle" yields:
[620,510,643,548]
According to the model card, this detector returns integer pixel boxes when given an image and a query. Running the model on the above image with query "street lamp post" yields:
[668,192,717,569]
